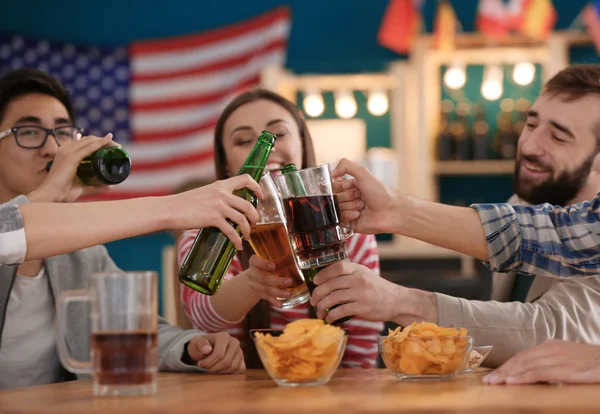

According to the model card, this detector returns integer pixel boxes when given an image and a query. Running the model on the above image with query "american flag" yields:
[0,7,291,200]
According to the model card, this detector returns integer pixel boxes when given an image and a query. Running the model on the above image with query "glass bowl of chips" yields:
[379,322,473,381]
[251,319,348,387]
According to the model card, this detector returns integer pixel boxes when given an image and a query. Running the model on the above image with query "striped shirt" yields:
[472,192,600,278]
[0,196,28,266]
[177,231,384,368]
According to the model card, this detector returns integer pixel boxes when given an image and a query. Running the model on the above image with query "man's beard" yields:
[513,153,595,207]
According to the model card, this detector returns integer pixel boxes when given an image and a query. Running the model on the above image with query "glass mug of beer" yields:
[248,173,310,308]
[277,164,354,269]
[56,271,158,397]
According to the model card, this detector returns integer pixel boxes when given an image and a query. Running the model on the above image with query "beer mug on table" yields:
[56,271,158,397]
[248,173,310,308]
[277,164,354,270]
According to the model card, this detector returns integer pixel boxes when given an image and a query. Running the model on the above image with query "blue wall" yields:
[1,0,590,74]
[1,0,400,74]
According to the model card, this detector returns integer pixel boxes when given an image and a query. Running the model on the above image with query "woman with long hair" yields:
[177,89,383,369]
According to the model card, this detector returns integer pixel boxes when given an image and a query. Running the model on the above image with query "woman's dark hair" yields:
[213,88,317,368]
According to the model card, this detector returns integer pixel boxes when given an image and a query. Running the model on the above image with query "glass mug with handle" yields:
[248,173,310,308]
[277,164,354,269]
[277,163,355,325]
[56,271,158,396]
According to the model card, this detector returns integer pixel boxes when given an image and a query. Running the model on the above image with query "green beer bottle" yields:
[178,131,277,295]
[46,146,131,186]
[279,163,352,325]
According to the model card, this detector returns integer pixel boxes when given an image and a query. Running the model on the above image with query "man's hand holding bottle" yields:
[28,133,118,203]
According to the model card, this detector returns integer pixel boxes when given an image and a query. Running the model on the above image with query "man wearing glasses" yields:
[0,122,83,148]
[0,68,246,390]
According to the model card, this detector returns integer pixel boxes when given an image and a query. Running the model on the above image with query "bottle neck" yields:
[282,170,308,197]
[237,136,275,181]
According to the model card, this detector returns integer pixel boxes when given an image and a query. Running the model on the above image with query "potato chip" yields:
[380,321,471,376]
[253,319,346,383]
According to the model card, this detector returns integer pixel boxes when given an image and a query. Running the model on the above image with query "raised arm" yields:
[470,198,600,277]
[333,158,600,278]
[0,175,262,264]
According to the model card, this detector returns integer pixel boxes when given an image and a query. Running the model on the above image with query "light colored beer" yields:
[249,222,308,298]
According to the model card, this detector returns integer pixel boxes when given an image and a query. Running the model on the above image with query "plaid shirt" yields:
[0,196,28,265]
[472,193,600,278]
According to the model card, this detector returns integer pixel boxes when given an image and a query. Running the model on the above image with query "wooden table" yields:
[1,369,599,414]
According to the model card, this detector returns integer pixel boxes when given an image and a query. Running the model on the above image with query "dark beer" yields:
[283,194,348,266]
[249,222,308,298]
[278,164,353,325]
[91,330,157,385]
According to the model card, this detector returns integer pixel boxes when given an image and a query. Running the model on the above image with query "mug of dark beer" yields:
[277,164,354,269]
[56,271,158,397]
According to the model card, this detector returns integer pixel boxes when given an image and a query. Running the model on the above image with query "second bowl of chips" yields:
[251,319,348,387]
[379,322,473,381]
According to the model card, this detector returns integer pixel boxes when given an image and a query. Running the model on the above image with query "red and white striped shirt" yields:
[177,231,384,368]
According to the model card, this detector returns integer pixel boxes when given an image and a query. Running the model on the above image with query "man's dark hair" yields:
[543,64,600,147]
[0,67,74,123]
[544,64,600,102]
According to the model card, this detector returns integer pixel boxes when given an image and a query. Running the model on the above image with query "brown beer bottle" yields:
[178,131,277,295]
[437,100,455,161]
[452,102,471,161]
[471,104,490,160]
[496,98,517,160]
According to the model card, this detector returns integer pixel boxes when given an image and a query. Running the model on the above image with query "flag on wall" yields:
[516,0,557,40]
[0,6,291,200]
[377,0,424,54]
[476,0,510,41]
[476,0,556,41]
[505,0,527,33]
[434,0,458,50]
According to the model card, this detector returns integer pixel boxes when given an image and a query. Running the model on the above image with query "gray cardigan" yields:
[0,198,206,380]
[0,196,27,265]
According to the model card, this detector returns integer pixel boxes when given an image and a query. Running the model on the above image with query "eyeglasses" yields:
[0,125,83,149]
